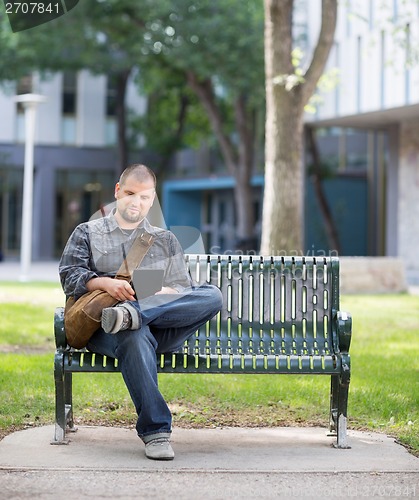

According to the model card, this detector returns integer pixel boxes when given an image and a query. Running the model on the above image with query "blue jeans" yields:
[87,284,223,441]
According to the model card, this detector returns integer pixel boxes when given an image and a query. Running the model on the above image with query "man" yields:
[59,164,223,460]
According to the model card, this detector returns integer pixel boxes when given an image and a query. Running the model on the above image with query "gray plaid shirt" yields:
[59,213,192,299]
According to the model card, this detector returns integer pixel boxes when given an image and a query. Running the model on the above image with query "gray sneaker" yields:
[101,305,131,334]
[101,302,141,334]
[145,437,175,461]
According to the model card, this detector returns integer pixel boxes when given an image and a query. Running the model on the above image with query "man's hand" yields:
[86,277,136,301]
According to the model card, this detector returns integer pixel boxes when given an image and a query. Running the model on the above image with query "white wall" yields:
[0,82,16,143]
[0,70,145,148]
[34,73,62,145]
[76,71,106,147]
[310,0,419,121]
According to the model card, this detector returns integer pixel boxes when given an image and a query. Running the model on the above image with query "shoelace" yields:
[147,438,169,446]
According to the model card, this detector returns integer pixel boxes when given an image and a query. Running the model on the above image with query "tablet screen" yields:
[132,269,165,300]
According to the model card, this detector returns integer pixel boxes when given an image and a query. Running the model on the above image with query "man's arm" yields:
[59,224,135,300]
[59,224,98,298]
[86,276,136,301]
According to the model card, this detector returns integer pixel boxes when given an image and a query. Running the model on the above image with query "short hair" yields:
[119,164,157,188]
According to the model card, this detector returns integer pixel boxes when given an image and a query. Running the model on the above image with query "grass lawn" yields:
[0,282,418,456]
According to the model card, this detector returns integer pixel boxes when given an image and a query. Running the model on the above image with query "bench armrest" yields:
[54,307,67,349]
[336,311,352,353]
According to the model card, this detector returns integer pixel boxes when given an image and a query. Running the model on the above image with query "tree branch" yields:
[234,94,254,181]
[300,0,337,105]
[115,67,133,174]
[186,71,238,171]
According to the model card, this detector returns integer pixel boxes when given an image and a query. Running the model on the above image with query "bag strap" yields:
[116,231,155,280]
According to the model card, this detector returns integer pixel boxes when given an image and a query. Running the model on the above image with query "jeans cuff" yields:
[141,431,172,444]
[123,302,141,330]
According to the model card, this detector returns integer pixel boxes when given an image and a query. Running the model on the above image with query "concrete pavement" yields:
[0,425,417,499]
[0,261,60,283]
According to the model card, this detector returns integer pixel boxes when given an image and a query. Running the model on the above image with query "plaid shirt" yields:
[59,212,192,299]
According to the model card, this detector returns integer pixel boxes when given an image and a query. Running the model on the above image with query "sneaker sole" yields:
[101,308,118,334]
[145,453,174,461]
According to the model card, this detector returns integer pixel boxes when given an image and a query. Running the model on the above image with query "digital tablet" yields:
[132,269,164,300]
[132,269,165,300]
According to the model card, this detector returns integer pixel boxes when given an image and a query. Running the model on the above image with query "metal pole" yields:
[14,94,45,282]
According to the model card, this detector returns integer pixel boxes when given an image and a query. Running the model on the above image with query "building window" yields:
[62,71,77,144]
[405,23,411,104]
[345,0,352,38]
[62,71,77,114]
[368,0,374,30]
[16,75,33,103]
[356,36,362,112]
[392,0,398,22]
[315,127,369,174]
[55,169,115,256]
[0,167,23,257]
[106,75,117,145]
[15,75,33,142]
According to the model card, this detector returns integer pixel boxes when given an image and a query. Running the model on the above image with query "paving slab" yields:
[0,426,417,499]
[0,425,418,473]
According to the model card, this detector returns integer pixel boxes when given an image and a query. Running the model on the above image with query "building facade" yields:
[305,0,419,283]
[0,70,146,260]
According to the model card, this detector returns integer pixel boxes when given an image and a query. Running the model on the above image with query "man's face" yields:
[114,176,156,225]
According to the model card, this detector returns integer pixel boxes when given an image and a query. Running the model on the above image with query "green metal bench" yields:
[52,255,352,448]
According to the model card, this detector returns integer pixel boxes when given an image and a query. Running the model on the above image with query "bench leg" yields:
[51,352,77,444]
[329,368,351,449]
[328,375,339,435]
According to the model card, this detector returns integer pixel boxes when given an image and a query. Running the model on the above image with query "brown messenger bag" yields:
[64,231,155,349]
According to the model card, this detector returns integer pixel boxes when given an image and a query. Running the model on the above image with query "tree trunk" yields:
[154,92,190,177]
[261,93,305,254]
[261,0,304,254]
[260,0,337,255]
[115,68,132,174]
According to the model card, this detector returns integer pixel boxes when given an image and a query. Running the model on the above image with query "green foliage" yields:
[306,158,339,179]
[1,0,264,154]
[0,4,88,80]
[147,0,265,95]
[129,79,212,155]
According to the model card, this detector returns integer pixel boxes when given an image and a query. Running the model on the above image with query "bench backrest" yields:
[185,255,340,359]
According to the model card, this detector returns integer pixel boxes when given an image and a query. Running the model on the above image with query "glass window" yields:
[0,167,23,258]
[61,72,77,144]
[62,72,77,115]
[106,75,117,117]
[16,75,33,113]
[315,127,369,174]
[55,169,115,256]
[105,76,117,145]
[15,75,33,142]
